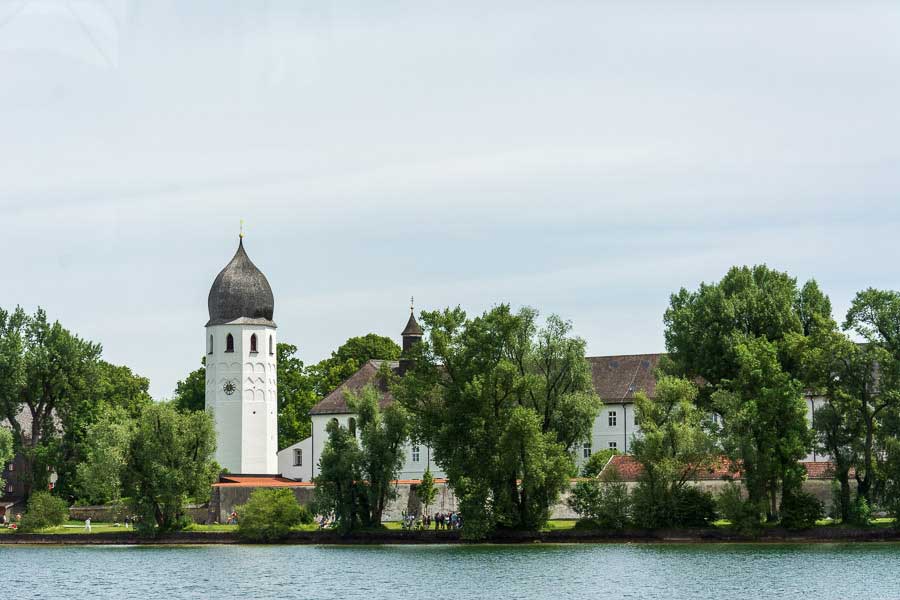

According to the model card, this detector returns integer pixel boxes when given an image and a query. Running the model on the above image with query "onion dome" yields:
[207,238,275,327]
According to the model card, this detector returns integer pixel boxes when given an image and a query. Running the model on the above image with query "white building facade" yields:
[205,237,279,474]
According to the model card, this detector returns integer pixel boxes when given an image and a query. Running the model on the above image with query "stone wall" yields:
[69,504,209,524]
[207,478,841,524]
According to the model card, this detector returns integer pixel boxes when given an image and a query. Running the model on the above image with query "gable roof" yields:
[308,360,399,415]
[308,354,668,416]
[588,354,662,402]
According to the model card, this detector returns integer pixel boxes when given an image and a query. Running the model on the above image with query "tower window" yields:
[226,334,235,353]
[269,335,274,355]
[208,334,214,355]
[250,334,258,353]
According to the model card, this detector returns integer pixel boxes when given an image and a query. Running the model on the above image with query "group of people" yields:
[0,513,21,529]
[400,510,463,531]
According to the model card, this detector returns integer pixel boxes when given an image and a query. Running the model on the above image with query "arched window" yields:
[269,335,274,355]
[208,334,213,355]
[348,418,357,437]
[250,334,258,353]
[226,333,235,353]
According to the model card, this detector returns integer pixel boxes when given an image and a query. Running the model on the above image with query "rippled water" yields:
[3,543,900,599]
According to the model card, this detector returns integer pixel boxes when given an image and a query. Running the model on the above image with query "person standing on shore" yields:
[85,518,91,533]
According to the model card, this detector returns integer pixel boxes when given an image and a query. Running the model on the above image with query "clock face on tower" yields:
[223,380,237,396]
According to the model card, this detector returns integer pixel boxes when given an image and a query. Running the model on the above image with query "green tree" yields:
[0,307,101,500]
[236,488,311,542]
[350,383,410,526]
[311,418,365,532]
[276,343,317,450]
[309,334,401,398]
[663,267,825,520]
[124,403,218,534]
[55,360,152,501]
[417,468,438,516]
[630,376,717,528]
[75,405,133,505]
[843,289,900,505]
[397,306,600,537]
[173,359,206,413]
[795,315,891,521]
[0,428,12,494]
[712,337,811,521]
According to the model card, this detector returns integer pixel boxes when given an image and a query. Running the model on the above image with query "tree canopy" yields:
[397,305,600,537]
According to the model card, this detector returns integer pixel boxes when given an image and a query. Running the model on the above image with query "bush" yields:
[672,486,718,527]
[237,488,311,542]
[779,490,824,530]
[567,468,630,529]
[19,492,70,532]
[716,482,763,535]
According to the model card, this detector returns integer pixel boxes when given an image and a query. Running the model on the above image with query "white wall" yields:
[278,437,312,481]
[205,323,278,474]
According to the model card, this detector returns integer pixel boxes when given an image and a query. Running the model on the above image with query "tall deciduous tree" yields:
[75,405,133,505]
[843,289,900,504]
[124,403,218,533]
[630,376,717,528]
[0,307,101,500]
[397,305,600,537]
[0,428,12,494]
[663,267,827,520]
[311,418,365,531]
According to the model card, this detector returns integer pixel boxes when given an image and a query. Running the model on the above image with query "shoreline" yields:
[2,527,899,546]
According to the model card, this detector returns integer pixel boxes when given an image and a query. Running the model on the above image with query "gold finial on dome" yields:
[239,219,245,239]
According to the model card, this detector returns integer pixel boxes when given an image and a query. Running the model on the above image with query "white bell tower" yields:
[205,233,278,474]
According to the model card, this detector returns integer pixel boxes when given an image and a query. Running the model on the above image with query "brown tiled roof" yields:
[308,360,399,415]
[605,455,838,482]
[588,353,662,403]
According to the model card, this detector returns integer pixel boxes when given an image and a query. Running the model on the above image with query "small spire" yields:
[410,295,415,314]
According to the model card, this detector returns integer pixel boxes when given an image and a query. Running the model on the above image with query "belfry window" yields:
[226,334,235,353]
[269,335,274,355]
[250,334,258,353]
[208,335,214,355]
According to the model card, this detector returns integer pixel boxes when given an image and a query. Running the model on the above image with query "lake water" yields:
[4,543,900,599]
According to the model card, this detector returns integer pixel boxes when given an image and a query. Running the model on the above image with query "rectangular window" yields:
[582,441,592,459]
[609,441,617,450]
[608,411,617,427]
[293,449,302,467]
[412,446,421,462]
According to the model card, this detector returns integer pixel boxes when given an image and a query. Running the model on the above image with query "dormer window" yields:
[226,333,235,353]
[250,334,258,353]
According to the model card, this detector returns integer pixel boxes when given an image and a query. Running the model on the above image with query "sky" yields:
[1,1,899,399]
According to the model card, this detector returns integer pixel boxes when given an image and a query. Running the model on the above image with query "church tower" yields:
[205,235,278,474]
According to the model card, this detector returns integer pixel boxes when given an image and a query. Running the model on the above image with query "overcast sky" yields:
[2,1,899,398]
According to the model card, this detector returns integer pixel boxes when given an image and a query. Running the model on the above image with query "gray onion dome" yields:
[207,238,275,326]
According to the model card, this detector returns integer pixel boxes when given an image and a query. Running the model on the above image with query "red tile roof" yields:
[604,455,838,482]
[213,476,314,488]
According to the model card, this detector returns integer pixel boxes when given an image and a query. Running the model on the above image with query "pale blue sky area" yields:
[1,1,899,398]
